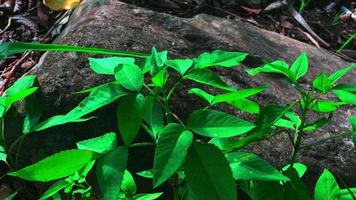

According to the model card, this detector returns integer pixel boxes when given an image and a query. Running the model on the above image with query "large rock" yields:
[13,0,355,185]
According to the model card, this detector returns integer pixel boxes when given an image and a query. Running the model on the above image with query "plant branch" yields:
[300,131,352,149]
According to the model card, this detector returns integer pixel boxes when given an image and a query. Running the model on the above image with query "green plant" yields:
[337,33,356,53]
[0,42,355,199]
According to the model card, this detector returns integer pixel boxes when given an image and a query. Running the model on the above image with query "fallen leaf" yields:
[43,0,81,11]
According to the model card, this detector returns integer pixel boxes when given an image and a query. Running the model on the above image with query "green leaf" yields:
[5,87,38,108]
[227,99,260,114]
[349,115,356,148]
[23,95,43,134]
[256,104,294,129]
[282,163,307,178]
[76,132,117,154]
[78,161,95,183]
[0,42,149,60]
[122,170,137,195]
[117,94,145,145]
[304,113,333,131]
[290,52,308,81]
[40,180,71,200]
[143,96,164,138]
[328,65,354,85]
[31,82,127,132]
[187,109,255,138]
[152,68,168,89]
[226,152,289,181]
[274,119,295,130]
[212,86,267,105]
[153,124,193,187]
[166,59,193,75]
[136,170,153,179]
[115,64,144,92]
[88,57,135,75]
[247,60,292,80]
[184,142,237,200]
[314,169,340,200]
[337,188,356,200]
[4,75,36,96]
[133,193,163,200]
[194,50,248,68]
[334,84,356,92]
[184,69,235,91]
[333,89,356,105]
[313,73,333,93]
[311,101,344,113]
[8,150,98,182]
[188,88,215,104]
[97,146,128,200]
[146,47,168,76]
[283,168,311,200]
[0,145,7,163]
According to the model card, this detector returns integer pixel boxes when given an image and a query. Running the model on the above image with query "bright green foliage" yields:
[153,124,193,187]
[187,109,255,138]
[310,101,344,113]
[152,68,168,89]
[184,69,235,91]
[282,163,307,178]
[0,75,38,118]
[247,53,309,83]
[31,82,127,132]
[121,170,137,195]
[143,96,164,138]
[166,59,193,75]
[0,45,355,200]
[97,146,128,200]
[137,170,153,179]
[314,169,340,200]
[333,84,356,105]
[40,180,72,200]
[89,57,135,75]
[350,115,356,146]
[313,73,333,93]
[115,64,144,91]
[194,50,248,68]
[0,146,7,163]
[9,150,98,182]
[226,152,289,181]
[5,75,36,96]
[0,42,149,60]
[185,142,237,200]
[133,193,163,200]
[188,88,215,103]
[328,65,354,84]
[76,132,117,154]
[117,94,145,145]
[145,47,168,76]
[337,188,356,200]
[290,52,308,81]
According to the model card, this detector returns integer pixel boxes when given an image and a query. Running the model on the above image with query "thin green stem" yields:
[129,142,155,148]
[300,131,352,149]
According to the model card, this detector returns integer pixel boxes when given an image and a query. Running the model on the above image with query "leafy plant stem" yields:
[128,142,155,148]
[290,93,310,166]
[300,131,353,149]
[0,118,4,146]
[165,78,184,123]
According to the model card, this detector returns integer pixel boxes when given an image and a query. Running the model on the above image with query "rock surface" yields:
[12,0,355,185]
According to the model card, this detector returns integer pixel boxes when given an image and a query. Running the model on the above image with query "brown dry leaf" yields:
[43,0,81,11]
